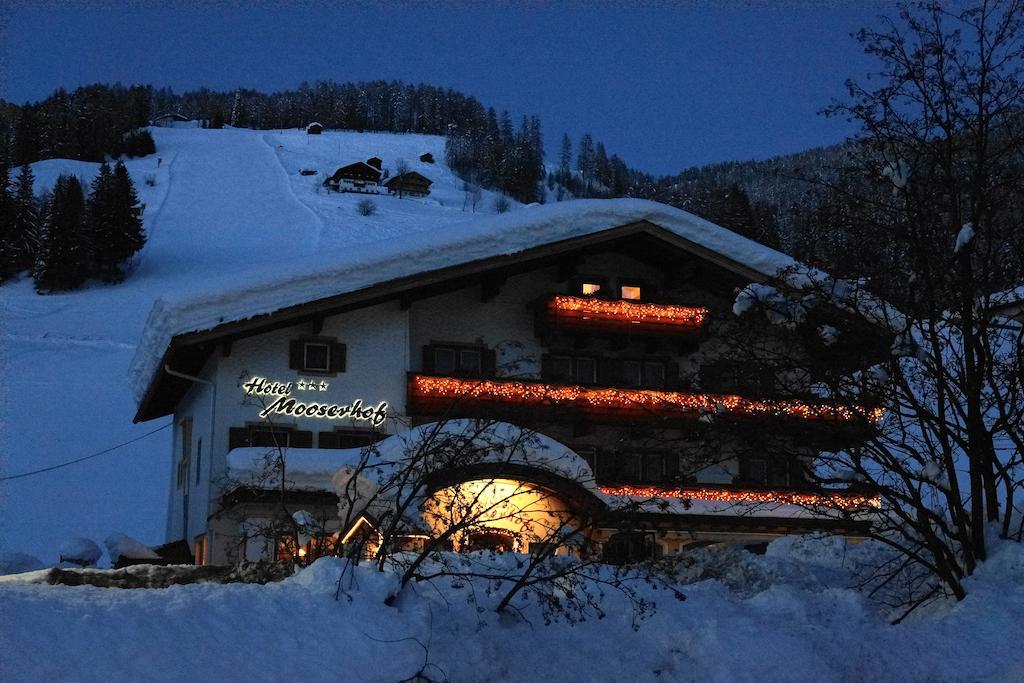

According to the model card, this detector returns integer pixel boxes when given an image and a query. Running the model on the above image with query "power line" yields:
[0,423,171,482]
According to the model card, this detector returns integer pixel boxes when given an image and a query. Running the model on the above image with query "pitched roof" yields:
[385,171,432,187]
[130,199,798,420]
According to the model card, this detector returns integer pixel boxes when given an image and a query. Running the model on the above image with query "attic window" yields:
[303,342,331,372]
[620,285,642,301]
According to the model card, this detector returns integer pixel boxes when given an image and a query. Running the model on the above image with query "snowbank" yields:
[1,537,1022,682]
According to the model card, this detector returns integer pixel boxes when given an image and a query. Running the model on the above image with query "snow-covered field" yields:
[0,127,512,564]
[1,536,1023,682]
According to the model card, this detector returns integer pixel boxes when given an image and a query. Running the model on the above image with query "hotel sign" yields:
[242,376,388,427]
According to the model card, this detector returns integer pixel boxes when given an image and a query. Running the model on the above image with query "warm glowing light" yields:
[408,374,883,424]
[620,285,642,300]
[581,283,602,296]
[547,295,707,334]
[598,484,880,509]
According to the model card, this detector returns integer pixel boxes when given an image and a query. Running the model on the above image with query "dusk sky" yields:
[2,2,897,175]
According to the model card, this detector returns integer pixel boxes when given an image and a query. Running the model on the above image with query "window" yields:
[642,454,666,482]
[434,347,456,374]
[193,535,207,566]
[459,349,482,376]
[621,360,642,387]
[303,341,331,372]
[176,418,192,489]
[544,354,598,384]
[602,532,660,565]
[744,458,768,486]
[319,428,381,449]
[644,361,666,389]
[617,359,668,389]
[289,337,345,375]
[229,425,313,450]
[572,276,607,298]
[251,426,291,448]
[702,361,776,396]
[620,284,642,301]
[424,343,493,378]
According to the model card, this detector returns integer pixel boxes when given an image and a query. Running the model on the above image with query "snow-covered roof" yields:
[130,198,796,405]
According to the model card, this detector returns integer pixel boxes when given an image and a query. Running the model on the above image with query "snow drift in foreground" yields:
[1,535,1022,682]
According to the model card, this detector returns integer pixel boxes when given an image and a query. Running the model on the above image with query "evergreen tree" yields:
[86,162,117,280]
[5,164,41,276]
[559,133,572,179]
[104,160,146,280]
[33,175,89,292]
[577,134,595,194]
[12,106,41,166]
[0,155,13,279]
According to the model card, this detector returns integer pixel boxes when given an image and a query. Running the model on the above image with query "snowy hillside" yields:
[0,127,514,563]
[2,537,1023,682]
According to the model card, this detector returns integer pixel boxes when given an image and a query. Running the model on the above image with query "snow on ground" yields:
[0,127,516,563]
[0,536,1022,682]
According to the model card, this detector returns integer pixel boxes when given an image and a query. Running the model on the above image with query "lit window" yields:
[581,282,602,296]
[620,285,642,300]
[194,535,207,566]
[303,342,331,372]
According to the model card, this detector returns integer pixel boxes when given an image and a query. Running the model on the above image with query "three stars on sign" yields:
[296,380,330,392]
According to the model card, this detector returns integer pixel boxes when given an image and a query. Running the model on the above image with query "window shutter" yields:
[482,348,496,377]
[319,431,340,449]
[331,343,347,373]
[229,427,251,450]
[289,340,303,370]
[422,345,435,374]
[291,430,313,448]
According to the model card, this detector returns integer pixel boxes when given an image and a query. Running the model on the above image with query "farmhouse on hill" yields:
[152,112,192,128]
[131,199,884,567]
[385,170,432,197]
[324,159,384,194]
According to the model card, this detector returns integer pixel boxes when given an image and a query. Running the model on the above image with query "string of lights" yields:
[598,484,880,509]
[408,375,882,424]
[546,295,707,332]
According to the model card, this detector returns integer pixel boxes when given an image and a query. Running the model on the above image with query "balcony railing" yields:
[407,374,882,425]
[542,295,707,337]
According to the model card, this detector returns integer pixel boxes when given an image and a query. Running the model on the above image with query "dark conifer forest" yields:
[1,79,1021,299]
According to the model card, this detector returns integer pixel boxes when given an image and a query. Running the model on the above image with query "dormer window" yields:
[620,285,642,301]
